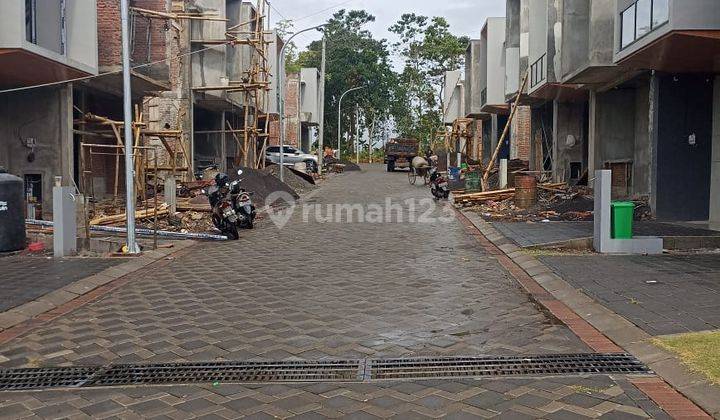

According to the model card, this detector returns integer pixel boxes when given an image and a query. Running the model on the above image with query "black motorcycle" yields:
[204,170,256,240]
[429,166,450,200]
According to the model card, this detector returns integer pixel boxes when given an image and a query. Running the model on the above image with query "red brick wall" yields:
[511,106,531,161]
[97,0,122,68]
[97,0,169,69]
[268,73,299,147]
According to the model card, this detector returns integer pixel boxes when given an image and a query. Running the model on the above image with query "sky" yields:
[268,0,506,56]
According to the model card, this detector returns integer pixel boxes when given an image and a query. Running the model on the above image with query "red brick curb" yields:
[454,209,622,353]
[0,246,196,346]
[632,378,711,419]
[453,208,712,418]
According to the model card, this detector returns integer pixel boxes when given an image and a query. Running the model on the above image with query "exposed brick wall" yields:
[97,0,170,79]
[511,105,531,161]
[97,0,122,68]
[268,73,299,147]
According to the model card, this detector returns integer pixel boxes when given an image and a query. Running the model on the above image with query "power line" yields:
[0,42,233,95]
[292,0,355,23]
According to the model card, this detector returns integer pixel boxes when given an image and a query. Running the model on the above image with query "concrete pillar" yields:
[491,115,499,161]
[588,91,597,176]
[710,76,720,229]
[220,111,227,172]
[552,100,560,182]
[60,84,74,187]
[53,179,77,257]
[499,159,508,189]
[649,73,661,214]
[165,177,177,214]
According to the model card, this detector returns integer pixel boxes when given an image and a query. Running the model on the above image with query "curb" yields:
[457,209,719,418]
[0,241,196,345]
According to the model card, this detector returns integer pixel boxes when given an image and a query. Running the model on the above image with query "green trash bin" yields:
[611,201,634,239]
[465,171,480,192]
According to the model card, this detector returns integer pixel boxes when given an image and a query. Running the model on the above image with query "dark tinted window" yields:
[266,147,280,153]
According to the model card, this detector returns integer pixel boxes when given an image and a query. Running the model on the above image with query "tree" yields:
[275,20,302,74]
[389,14,469,148]
[296,10,397,157]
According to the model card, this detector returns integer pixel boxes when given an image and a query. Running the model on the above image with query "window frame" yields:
[620,0,670,51]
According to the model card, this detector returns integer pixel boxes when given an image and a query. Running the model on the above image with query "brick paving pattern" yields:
[0,166,587,368]
[0,376,669,419]
[540,254,720,335]
[0,257,123,312]
[0,165,669,418]
[493,221,720,248]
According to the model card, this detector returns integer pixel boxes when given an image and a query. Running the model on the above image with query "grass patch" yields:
[653,331,720,384]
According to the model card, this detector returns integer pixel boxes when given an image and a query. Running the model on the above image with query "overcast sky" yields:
[268,0,506,55]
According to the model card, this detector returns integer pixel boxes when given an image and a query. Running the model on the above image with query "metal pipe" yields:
[120,0,139,254]
[26,219,228,241]
[337,86,364,161]
[277,24,326,182]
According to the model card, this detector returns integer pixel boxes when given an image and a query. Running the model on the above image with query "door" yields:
[656,75,713,220]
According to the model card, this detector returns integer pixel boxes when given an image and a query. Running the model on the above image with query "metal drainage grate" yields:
[0,367,99,391]
[0,354,650,391]
[371,353,650,380]
[91,360,362,387]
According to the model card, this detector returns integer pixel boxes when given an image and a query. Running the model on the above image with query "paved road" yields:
[0,165,668,418]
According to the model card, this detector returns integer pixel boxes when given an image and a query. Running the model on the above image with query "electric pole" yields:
[317,36,326,172]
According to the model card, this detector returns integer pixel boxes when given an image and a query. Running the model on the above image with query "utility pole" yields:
[120,0,139,254]
[337,86,364,161]
[278,25,326,182]
[317,36,326,172]
[355,104,360,164]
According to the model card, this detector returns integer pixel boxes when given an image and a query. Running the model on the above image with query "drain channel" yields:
[371,353,650,380]
[0,354,651,391]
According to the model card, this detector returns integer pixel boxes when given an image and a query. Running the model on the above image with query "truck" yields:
[384,138,419,172]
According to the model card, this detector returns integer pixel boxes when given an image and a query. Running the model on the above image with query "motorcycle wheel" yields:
[224,225,240,240]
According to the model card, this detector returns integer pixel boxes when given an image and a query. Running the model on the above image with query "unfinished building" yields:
[494,0,720,227]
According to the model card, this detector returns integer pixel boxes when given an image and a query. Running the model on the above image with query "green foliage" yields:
[275,20,301,74]
[389,14,468,148]
[297,10,397,153]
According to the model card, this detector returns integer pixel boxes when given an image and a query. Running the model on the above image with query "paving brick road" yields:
[0,165,668,418]
[0,256,123,312]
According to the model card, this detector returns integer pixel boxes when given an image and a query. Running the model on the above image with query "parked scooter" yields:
[427,156,450,200]
[203,170,256,240]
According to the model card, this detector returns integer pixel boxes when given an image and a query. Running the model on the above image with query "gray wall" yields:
[300,68,320,125]
[464,40,484,116]
[443,70,464,124]
[191,0,229,101]
[0,0,97,75]
[553,101,586,182]
[0,86,73,215]
[561,0,590,79]
[633,82,651,195]
[484,18,507,107]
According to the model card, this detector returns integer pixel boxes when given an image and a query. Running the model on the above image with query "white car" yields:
[265,146,318,172]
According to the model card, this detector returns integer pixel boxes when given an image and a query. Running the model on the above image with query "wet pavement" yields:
[0,165,669,418]
[541,253,720,336]
[0,256,123,312]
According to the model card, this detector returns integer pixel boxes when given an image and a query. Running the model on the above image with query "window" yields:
[636,0,652,37]
[621,4,636,48]
[652,0,669,27]
[620,0,671,50]
[530,55,546,88]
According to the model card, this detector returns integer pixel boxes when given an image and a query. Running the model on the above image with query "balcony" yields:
[0,0,98,89]
[615,0,720,72]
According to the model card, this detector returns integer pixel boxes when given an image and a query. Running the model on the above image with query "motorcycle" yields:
[428,166,450,200]
[204,169,256,240]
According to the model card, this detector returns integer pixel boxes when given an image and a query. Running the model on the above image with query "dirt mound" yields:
[233,167,299,205]
[339,160,361,171]
[262,164,316,196]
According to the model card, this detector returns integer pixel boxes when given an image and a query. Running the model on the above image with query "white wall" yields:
[486,18,507,106]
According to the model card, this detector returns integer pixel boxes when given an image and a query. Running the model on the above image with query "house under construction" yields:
[0,0,281,219]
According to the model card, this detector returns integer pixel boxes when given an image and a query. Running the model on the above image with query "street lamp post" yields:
[337,86,364,161]
[277,24,326,182]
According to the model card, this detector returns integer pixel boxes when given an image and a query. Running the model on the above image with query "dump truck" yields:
[384,138,419,172]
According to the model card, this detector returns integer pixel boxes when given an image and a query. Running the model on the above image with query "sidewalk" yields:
[463,210,720,417]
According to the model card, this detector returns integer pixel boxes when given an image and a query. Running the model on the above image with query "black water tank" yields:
[0,168,26,252]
